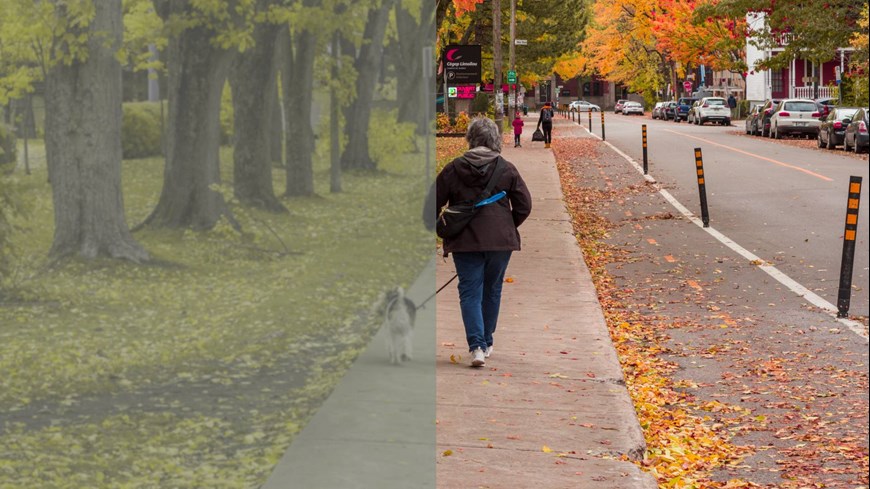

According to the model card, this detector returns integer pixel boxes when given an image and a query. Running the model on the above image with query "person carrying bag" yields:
[436,158,506,239]
[434,117,532,367]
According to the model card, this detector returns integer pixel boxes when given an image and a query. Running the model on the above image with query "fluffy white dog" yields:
[383,287,416,365]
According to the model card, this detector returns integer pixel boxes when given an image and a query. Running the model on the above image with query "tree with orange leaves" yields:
[582,0,672,103]
[651,0,747,82]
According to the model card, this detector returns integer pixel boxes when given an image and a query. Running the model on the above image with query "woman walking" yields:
[537,101,555,148]
[434,117,533,367]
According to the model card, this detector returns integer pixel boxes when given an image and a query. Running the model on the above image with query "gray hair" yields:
[465,117,502,153]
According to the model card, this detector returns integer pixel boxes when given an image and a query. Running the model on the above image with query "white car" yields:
[621,101,644,115]
[768,99,822,139]
[693,97,731,125]
[569,100,600,112]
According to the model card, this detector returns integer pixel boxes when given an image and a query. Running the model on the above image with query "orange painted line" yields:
[687,280,703,291]
[664,255,676,263]
[647,238,657,245]
[664,130,833,182]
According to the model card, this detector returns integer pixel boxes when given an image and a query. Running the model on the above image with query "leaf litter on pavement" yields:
[551,133,869,489]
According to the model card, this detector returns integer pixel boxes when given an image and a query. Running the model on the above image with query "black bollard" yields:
[694,148,709,227]
[642,125,648,174]
[601,111,605,141]
[837,176,863,318]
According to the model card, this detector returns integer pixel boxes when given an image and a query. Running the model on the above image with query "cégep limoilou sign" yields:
[443,45,482,84]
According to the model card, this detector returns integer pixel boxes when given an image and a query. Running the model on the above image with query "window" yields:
[771,69,784,96]
[784,101,817,112]
[583,81,604,97]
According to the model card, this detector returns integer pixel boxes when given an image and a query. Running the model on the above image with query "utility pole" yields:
[509,0,516,119]
[493,0,503,133]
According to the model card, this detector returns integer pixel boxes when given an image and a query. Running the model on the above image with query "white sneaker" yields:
[485,346,493,358]
[471,348,486,367]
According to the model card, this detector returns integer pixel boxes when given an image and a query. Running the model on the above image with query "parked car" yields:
[614,99,628,114]
[814,97,837,120]
[686,100,700,124]
[744,104,763,135]
[622,101,644,115]
[692,97,731,125]
[843,107,869,153]
[652,102,666,119]
[757,98,782,137]
[673,97,697,122]
[663,101,678,120]
[768,99,822,139]
[817,107,860,149]
[569,100,601,112]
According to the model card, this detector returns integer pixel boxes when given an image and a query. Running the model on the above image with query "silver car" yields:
[768,99,822,139]
[622,101,644,115]
[569,100,601,112]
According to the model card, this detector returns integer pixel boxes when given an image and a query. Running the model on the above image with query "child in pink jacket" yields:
[512,113,524,147]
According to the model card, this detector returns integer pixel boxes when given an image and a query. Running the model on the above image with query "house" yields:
[530,73,625,110]
[745,12,854,103]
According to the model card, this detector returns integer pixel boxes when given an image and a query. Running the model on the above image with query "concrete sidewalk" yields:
[434,116,658,488]
[262,260,436,489]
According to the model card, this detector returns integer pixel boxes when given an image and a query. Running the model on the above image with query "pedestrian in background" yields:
[512,112,524,148]
[728,94,737,121]
[537,101,554,148]
[434,117,533,367]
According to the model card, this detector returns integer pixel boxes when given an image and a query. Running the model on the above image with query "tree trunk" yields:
[395,4,423,129]
[229,22,286,213]
[270,83,284,166]
[43,0,148,262]
[340,0,395,171]
[143,15,234,230]
[330,31,342,193]
[282,28,317,197]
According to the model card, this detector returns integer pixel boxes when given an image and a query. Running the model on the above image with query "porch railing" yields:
[794,85,838,99]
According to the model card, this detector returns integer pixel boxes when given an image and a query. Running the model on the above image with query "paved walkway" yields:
[261,260,437,488]
[434,114,657,488]
[261,114,657,488]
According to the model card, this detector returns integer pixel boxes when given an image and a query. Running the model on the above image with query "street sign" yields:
[507,70,517,83]
[448,86,457,98]
[443,45,482,84]
[514,39,527,45]
[683,81,692,92]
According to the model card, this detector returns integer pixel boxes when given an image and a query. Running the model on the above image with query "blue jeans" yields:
[452,251,513,352]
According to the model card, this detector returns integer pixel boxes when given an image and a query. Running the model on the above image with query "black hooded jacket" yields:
[434,147,532,254]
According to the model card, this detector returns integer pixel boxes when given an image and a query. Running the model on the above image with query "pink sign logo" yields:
[446,49,462,62]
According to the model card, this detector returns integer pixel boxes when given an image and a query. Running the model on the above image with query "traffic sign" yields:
[683,81,692,92]
[514,39,527,45]
[507,70,517,83]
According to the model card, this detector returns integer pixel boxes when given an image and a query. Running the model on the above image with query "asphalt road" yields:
[557,114,868,486]
[596,113,870,320]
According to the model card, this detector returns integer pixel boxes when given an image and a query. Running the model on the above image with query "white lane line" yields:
[580,125,868,341]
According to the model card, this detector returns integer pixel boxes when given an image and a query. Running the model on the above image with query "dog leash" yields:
[415,273,458,310]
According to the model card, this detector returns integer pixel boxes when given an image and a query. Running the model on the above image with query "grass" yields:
[0,137,432,487]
